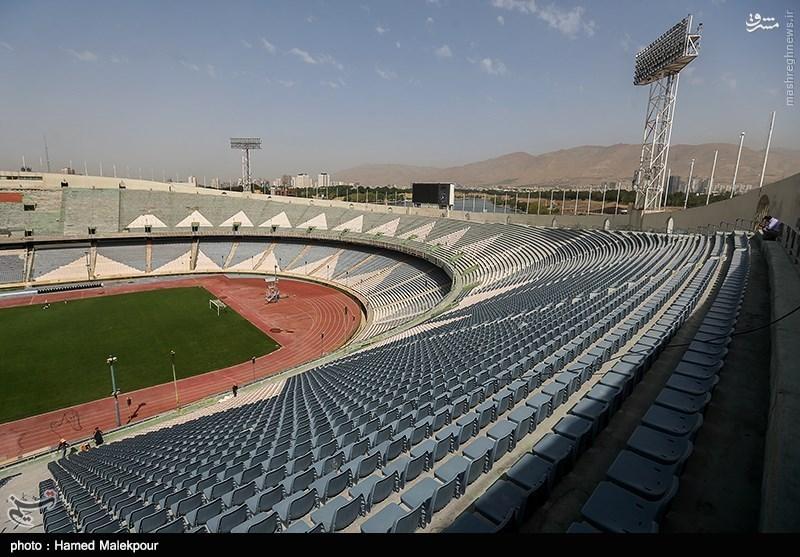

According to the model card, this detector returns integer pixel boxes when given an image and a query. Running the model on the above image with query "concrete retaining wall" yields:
[2,171,799,235]
[641,173,800,234]
[759,238,800,532]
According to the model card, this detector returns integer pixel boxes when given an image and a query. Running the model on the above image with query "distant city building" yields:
[667,175,683,194]
[60,167,77,175]
[280,175,292,187]
[318,172,330,189]
[295,173,312,189]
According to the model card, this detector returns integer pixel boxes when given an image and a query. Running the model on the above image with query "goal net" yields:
[265,277,280,303]
[209,299,227,316]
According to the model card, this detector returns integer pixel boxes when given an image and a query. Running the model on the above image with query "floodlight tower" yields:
[633,15,702,212]
[230,137,261,191]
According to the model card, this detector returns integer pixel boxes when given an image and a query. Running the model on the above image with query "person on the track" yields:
[57,438,68,459]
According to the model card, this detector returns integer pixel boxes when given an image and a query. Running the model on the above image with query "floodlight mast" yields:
[230,138,262,191]
[633,15,702,212]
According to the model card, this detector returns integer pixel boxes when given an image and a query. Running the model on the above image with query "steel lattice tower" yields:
[633,16,702,212]
[230,138,261,190]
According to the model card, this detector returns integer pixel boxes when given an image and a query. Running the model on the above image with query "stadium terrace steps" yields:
[32,246,91,282]
[150,241,192,273]
[17,190,746,533]
[575,236,749,533]
[97,243,147,273]
[37,223,743,534]
[0,249,26,284]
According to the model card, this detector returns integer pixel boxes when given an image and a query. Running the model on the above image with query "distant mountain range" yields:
[335,143,800,188]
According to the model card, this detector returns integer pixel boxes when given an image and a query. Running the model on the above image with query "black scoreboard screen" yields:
[412,183,454,208]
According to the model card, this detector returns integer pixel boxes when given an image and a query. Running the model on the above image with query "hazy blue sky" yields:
[0,0,797,179]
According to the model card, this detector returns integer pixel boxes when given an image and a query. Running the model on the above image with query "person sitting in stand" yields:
[759,215,782,241]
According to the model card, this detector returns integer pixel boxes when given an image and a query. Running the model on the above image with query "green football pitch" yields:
[0,287,280,423]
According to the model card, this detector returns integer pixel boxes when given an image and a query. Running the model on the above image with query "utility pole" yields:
[43,135,51,173]
[683,158,695,209]
[705,149,718,205]
[601,185,607,215]
[587,185,593,215]
[106,356,121,427]
[170,350,179,409]
[758,111,776,190]
[730,132,745,199]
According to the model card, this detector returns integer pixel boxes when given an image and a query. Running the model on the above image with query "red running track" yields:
[0,275,362,462]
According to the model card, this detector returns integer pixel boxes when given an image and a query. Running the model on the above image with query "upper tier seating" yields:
[42,223,741,533]
[0,249,26,284]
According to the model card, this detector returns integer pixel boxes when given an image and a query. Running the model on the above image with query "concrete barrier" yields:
[759,238,800,532]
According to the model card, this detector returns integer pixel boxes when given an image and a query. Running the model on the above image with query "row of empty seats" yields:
[575,238,749,533]
[41,226,739,533]
[0,248,25,283]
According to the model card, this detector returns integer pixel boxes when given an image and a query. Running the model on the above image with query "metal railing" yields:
[735,218,761,231]
[779,222,800,267]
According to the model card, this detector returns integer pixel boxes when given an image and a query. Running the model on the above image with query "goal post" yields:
[209,298,227,316]
[265,277,280,303]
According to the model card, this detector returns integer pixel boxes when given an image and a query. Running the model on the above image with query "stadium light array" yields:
[230,137,262,191]
[170,350,180,410]
[632,15,702,212]
[229,138,262,150]
[106,355,121,427]
[634,17,699,85]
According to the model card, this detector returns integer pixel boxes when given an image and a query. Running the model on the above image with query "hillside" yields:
[335,143,800,188]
